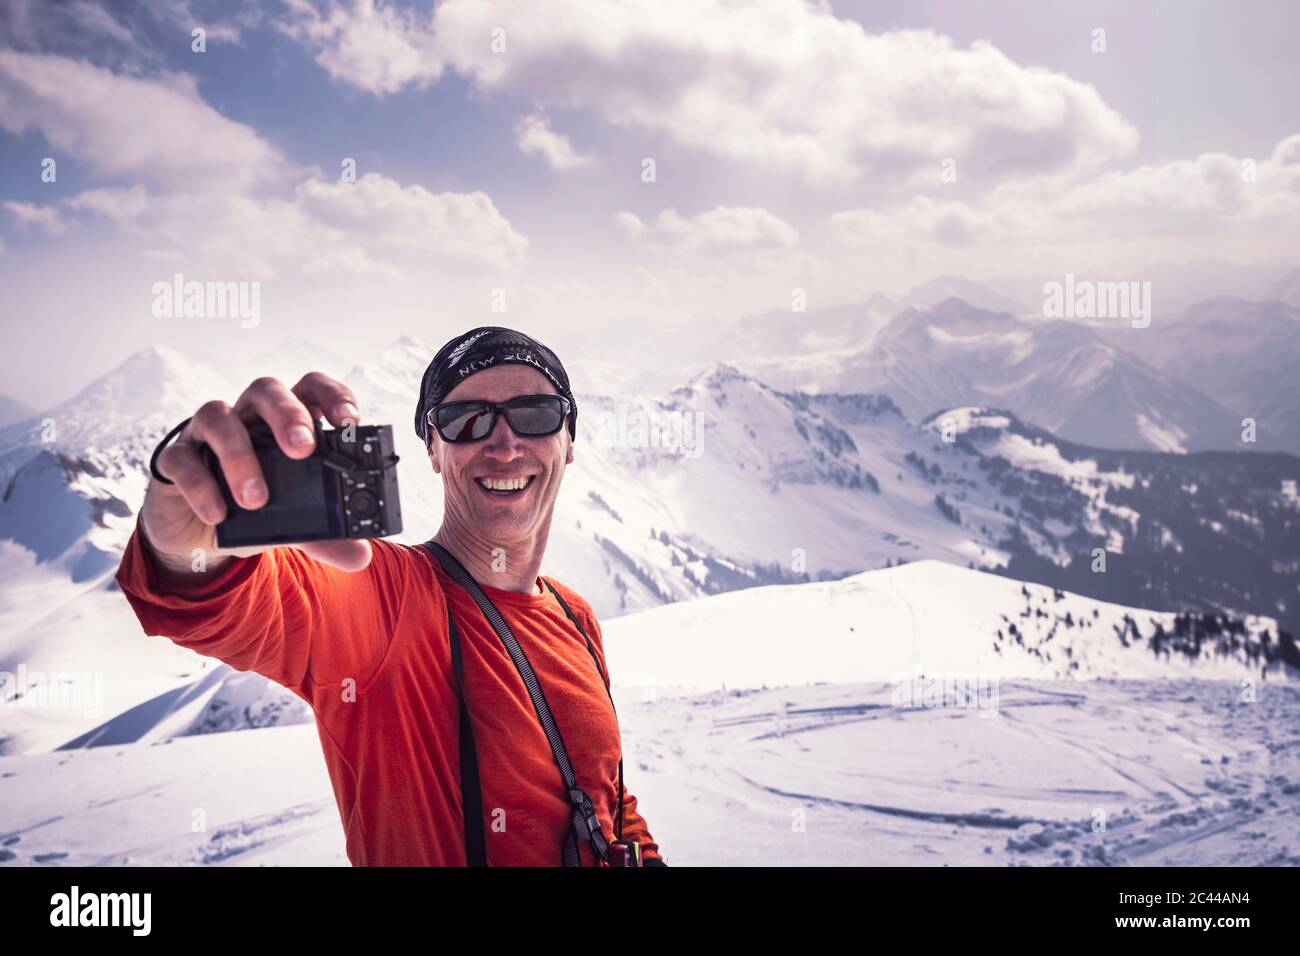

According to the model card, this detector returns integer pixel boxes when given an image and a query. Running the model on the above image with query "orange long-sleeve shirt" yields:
[114,519,662,866]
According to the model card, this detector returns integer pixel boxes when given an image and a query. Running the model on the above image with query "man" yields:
[115,326,665,867]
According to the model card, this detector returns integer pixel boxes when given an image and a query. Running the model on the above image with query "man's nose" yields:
[481,411,523,458]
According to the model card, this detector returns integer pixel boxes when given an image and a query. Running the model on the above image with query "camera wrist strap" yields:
[149,416,194,485]
[420,540,616,867]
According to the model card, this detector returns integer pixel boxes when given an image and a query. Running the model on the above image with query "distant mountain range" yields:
[726,291,1299,455]
[1101,296,1300,452]
[732,298,1254,453]
[698,274,1030,363]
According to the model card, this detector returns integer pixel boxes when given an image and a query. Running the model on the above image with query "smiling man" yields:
[115,326,665,867]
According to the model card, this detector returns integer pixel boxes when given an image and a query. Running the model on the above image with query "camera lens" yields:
[349,489,378,519]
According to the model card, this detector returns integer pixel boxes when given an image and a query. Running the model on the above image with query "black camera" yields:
[201,420,402,548]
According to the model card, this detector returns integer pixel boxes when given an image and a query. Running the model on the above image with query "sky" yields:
[1,0,1298,409]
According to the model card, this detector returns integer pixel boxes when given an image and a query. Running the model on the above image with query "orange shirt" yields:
[114,520,662,866]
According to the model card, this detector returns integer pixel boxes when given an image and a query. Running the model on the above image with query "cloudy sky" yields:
[1,0,1298,408]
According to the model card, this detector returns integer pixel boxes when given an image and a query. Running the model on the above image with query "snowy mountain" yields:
[704,276,1025,367]
[1102,296,1300,453]
[925,406,1300,651]
[734,298,1252,453]
[0,346,234,492]
[603,559,1291,688]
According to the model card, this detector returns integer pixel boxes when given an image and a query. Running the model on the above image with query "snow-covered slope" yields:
[4,674,1298,866]
[58,664,311,751]
[3,562,1292,868]
[603,559,1292,689]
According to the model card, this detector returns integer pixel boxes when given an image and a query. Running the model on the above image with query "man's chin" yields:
[467,505,536,543]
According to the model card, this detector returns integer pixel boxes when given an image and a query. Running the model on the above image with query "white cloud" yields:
[295,173,529,271]
[618,205,798,256]
[3,200,67,234]
[65,185,153,221]
[0,50,290,192]
[0,46,528,283]
[280,0,1137,185]
[830,134,1300,276]
[278,0,443,95]
[514,113,596,170]
[59,174,528,278]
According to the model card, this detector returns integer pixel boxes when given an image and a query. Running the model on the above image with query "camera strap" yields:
[149,416,194,485]
[420,540,624,867]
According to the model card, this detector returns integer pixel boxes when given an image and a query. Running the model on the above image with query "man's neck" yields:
[432,522,548,595]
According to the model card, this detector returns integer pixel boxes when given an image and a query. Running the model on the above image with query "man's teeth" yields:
[478,476,530,492]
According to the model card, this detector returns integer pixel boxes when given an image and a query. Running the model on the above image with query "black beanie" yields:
[414,326,577,443]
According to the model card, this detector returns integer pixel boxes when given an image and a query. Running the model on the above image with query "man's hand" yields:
[141,372,373,585]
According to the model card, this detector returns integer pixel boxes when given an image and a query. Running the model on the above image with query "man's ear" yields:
[565,433,574,465]
[427,436,442,474]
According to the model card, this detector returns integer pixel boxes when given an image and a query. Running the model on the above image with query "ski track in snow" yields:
[6,678,1296,867]
[617,678,1300,866]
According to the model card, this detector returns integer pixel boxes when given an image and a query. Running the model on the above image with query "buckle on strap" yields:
[569,788,603,840]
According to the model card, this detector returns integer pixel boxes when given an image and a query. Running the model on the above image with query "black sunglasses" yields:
[428,393,572,444]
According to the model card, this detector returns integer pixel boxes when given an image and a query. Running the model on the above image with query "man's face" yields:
[427,364,574,547]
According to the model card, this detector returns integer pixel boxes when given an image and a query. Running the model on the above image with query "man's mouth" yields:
[474,475,536,497]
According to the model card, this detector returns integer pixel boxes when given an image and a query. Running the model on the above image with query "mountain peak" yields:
[36,346,233,443]
[904,275,1027,316]
[686,361,757,391]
